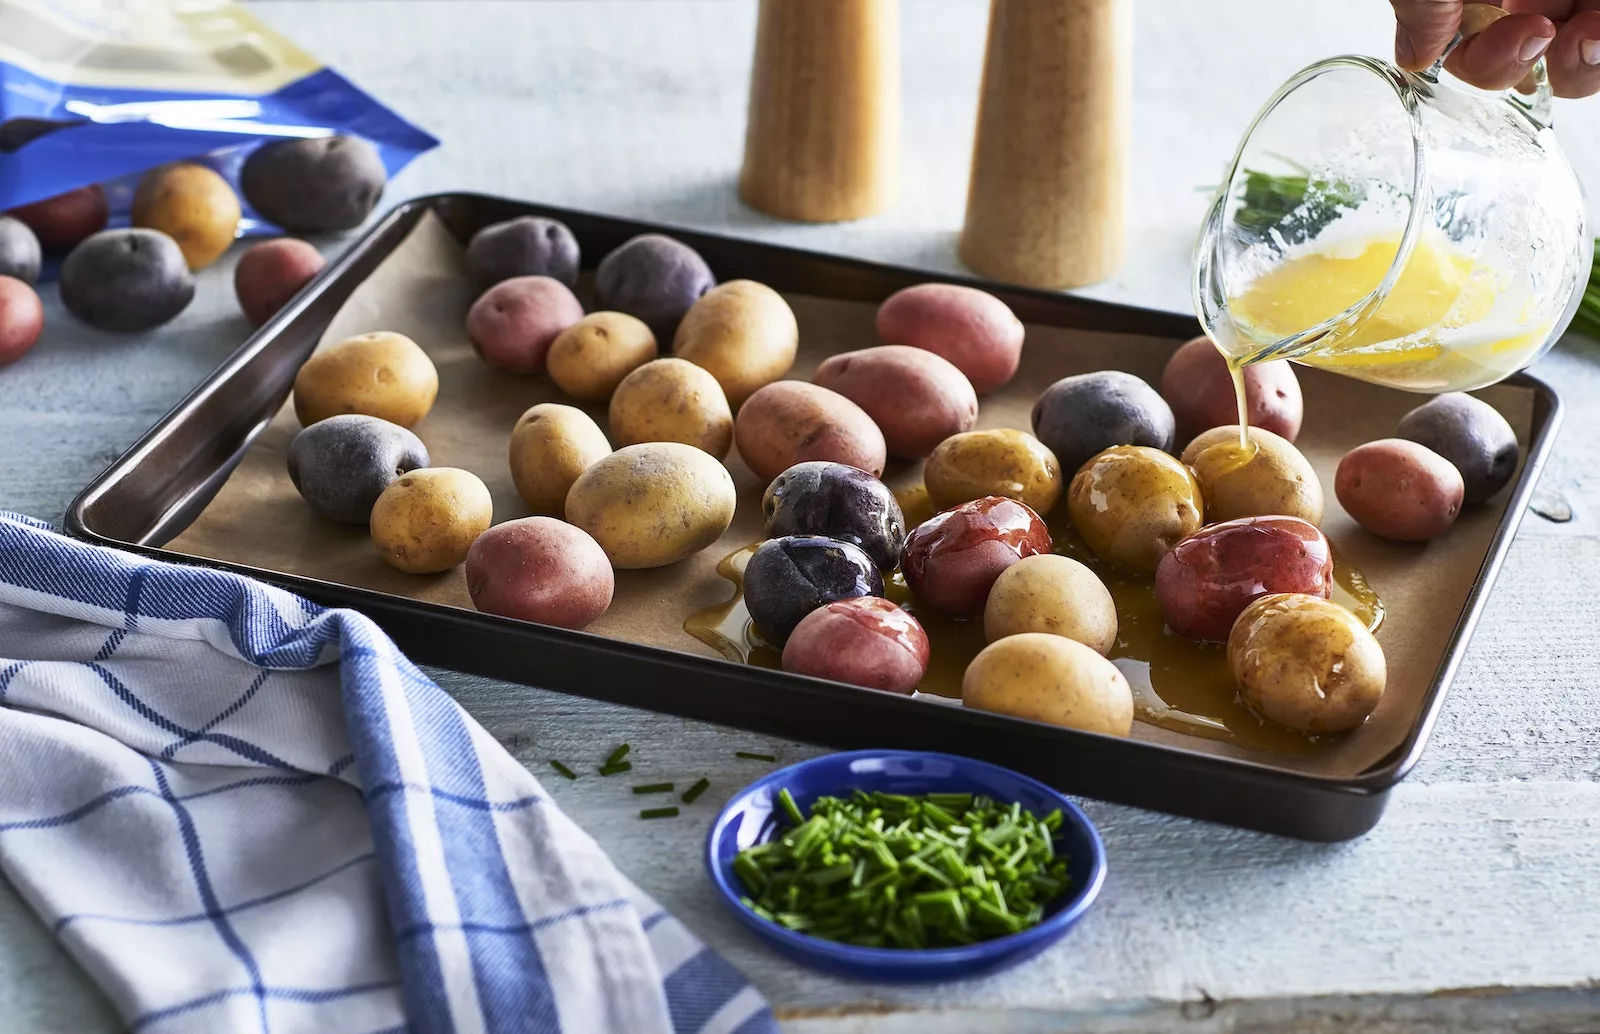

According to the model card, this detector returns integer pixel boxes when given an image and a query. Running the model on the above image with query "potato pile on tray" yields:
[283,215,1523,742]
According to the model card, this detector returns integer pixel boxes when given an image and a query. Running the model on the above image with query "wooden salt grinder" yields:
[739,0,900,223]
[959,0,1130,288]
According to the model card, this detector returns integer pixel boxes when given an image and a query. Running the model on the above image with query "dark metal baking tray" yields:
[65,192,1563,841]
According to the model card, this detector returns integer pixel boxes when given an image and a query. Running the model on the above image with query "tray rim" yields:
[62,191,1566,825]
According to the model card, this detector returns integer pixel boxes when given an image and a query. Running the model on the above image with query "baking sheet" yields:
[166,211,1535,778]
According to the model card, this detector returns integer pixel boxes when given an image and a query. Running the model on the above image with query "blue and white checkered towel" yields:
[0,513,776,1034]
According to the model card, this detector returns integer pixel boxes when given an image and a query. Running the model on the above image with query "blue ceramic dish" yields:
[705,749,1106,982]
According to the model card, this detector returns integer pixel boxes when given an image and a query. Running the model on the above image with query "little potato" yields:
[1181,425,1324,525]
[673,279,798,406]
[508,403,612,516]
[548,312,658,401]
[565,442,737,568]
[983,554,1117,653]
[130,162,241,270]
[371,468,493,574]
[963,632,1133,736]
[465,517,614,629]
[1228,593,1386,734]
[1067,445,1204,574]
[608,357,733,458]
[810,345,978,458]
[924,428,1063,515]
[293,331,438,428]
[876,283,1024,394]
[734,381,887,483]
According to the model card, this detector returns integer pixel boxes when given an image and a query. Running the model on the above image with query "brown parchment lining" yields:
[167,212,1535,778]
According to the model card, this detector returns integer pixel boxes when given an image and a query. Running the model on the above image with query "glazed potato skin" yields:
[762,461,906,573]
[734,381,887,483]
[1160,335,1303,443]
[983,554,1117,653]
[901,496,1051,618]
[924,428,1063,515]
[548,311,658,402]
[743,535,884,642]
[508,403,612,516]
[608,357,733,459]
[293,331,438,428]
[466,275,585,376]
[963,632,1134,736]
[673,279,799,406]
[1335,439,1464,542]
[564,442,737,569]
[130,162,240,270]
[1154,516,1332,642]
[370,468,493,574]
[782,597,930,695]
[1181,425,1324,526]
[1228,593,1386,734]
[1067,445,1204,574]
[876,283,1023,393]
[465,517,614,629]
[234,238,326,326]
[811,345,978,458]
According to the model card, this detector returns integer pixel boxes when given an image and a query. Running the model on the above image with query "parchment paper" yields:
[167,212,1535,778]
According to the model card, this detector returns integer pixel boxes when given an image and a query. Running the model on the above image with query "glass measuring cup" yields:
[1193,5,1590,393]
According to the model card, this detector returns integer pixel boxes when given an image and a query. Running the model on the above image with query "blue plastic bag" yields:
[0,0,437,234]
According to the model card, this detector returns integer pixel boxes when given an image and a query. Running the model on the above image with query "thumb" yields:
[1391,0,1467,70]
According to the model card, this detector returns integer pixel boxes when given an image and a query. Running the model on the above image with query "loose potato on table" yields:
[1160,335,1303,442]
[983,554,1117,654]
[1396,392,1518,505]
[287,414,430,524]
[548,312,657,401]
[1181,425,1323,526]
[371,468,493,574]
[673,279,798,406]
[0,215,41,284]
[594,233,715,339]
[130,162,240,270]
[466,215,581,288]
[6,183,108,250]
[608,357,732,458]
[1067,445,1204,574]
[1335,439,1463,542]
[876,283,1023,393]
[902,496,1051,618]
[783,596,930,695]
[565,442,737,569]
[59,229,194,333]
[744,535,884,642]
[734,381,887,483]
[0,276,43,367]
[1228,593,1386,734]
[240,135,387,233]
[763,461,906,573]
[811,345,977,457]
[234,238,326,326]
[963,632,1133,737]
[1154,515,1331,642]
[924,428,1062,515]
[508,403,611,516]
[466,275,585,376]
[1032,370,1176,477]
[465,516,613,629]
[293,331,438,428]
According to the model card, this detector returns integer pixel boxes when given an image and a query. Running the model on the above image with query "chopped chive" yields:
[776,787,806,826]
[599,761,633,776]
[633,782,674,795]
[639,806,679,819]
[681,777,711,804]
[605,744,631,767]
[737,751,777,762]
[548,760,577,780]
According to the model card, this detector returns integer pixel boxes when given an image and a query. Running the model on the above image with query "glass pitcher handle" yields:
[1435,2,1555,126]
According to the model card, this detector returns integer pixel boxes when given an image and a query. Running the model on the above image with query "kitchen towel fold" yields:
[0,512,775,1034]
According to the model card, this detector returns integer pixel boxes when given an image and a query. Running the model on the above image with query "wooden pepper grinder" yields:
[739,0,900,223]
[959,0,1131,288]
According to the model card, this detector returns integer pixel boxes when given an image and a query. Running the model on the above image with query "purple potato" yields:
[1032,370,1175,476]
[240,135,387,233]
[288,414,430,523]
[59,229,194,332]
[593,233,714,339]
[761,461,906,572]
[466,216,581,288]
[743,535,885,643]
[0,215,41,285]
[1396,392,1518,505]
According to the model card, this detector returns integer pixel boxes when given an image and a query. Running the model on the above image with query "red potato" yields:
[465,517,614,629]
[6,184,108,250]
[234,238,326,326]
[0,276,44,366]
[1335,439,1464,542]
[782,596,931,695]
[1160,335,1303,443]
[1154,516,1332,642]
[876,283,1024,394]
[734,381,887,483]
[902,496,1051,618]
[466,275,584,375]
[811,345,978,458]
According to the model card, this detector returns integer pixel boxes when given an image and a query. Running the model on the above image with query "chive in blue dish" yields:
[705,750,1105,982]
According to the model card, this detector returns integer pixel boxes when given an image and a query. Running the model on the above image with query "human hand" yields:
[1391,1,1600,97]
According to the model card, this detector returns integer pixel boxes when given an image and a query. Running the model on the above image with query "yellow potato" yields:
[983,554,1117,653]
[924,428,1062,514]
[608,358,733,459]
[1181,425,1324,525]
[508,403,611,516]
[293,331,438,428]
[1227,593,1386,733]
[963,632,1133,736]
[547,311,658,401]
[565,442,737,568]
[370,468,493,574]
[130,162,241,270]
[1067,445,1204,574]
[673,279,798,406]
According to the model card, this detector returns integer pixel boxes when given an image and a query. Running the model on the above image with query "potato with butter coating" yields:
[508,404,611,516]
[963,633,1133,736]
[1181,425,1323,526]
[565,442,737,569]
[924,428,1062,515]
[1067,445,1203,574]
[1227,593,1385,734]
